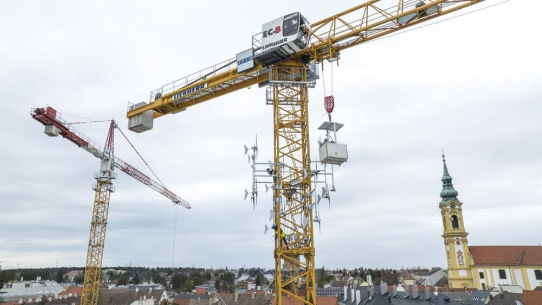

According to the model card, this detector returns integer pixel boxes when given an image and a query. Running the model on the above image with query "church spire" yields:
[440,153,458,202]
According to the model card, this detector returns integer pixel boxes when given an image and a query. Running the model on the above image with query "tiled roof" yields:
[469,245,542,266]
[521,290,542,305]
[270,295,337,305]
[60,286,82,296]
[218,292,272,305]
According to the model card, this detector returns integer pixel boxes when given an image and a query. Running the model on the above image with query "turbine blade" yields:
[244,189,249,200]
[264,224,269,235]
[244,145,248,155]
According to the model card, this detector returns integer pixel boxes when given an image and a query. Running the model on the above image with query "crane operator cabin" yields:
[253,12,311,66]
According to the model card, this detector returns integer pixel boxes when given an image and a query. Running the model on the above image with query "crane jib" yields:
[172,83,208,100]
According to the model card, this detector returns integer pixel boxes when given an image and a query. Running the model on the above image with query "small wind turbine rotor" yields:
[264,224,269,235]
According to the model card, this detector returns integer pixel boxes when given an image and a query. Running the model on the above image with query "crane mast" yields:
[125,1,484,304]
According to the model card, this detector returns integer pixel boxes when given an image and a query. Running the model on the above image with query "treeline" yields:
[317,266,400,287]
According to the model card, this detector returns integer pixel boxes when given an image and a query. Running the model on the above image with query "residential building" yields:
[438,157,542,290]
[63,271,82,283]
[415,269,445,286]
[0,280,64,301]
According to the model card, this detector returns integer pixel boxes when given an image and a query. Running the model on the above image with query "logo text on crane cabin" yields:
[262,38,288,51]
[173,83,208,100]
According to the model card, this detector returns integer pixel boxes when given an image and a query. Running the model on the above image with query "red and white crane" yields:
[32,106,190,305]
[31,106,190,208]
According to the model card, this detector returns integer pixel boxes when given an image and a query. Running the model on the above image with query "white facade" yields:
[470,267,542,290]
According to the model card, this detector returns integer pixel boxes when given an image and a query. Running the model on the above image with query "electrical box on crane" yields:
[318,122,348,166]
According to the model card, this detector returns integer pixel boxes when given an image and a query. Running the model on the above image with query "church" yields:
[438,156,542,291]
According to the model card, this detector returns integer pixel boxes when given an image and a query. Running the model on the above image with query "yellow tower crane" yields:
[126,1,484,304]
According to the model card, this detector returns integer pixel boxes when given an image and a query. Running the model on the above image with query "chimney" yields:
[68,293,72,297]
[356,289,361,305]
[48,297,52,302]
[425,286,430,300]
[54,292,59,300]
[393,285,397,297]
[136,287,139,293]
[351,288,355,303]
[380,282,387,295]
[21,277,24,282]
[64,295,68,299]
[75,294,78,298]
[149,287,153,293]
[369,286,374,299]
[367,275,373,286]
[412,286,418,299]
[35,297,39,302]
[343,286,347,302]
[36,276,41,281]
[234,289,238,302]
[404,286,410,298]
[27,298,32,303]
[19,299,23,305]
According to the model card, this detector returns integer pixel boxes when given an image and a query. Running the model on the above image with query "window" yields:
[479,272,484,279]
[283,14,299,36]
[499,269,507,279]
[535,270,542,280]
[451,215,459,229]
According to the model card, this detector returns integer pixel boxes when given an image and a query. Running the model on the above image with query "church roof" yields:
[469,245,542,266]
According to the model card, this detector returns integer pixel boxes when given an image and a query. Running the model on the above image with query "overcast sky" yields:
[1,0,541,272]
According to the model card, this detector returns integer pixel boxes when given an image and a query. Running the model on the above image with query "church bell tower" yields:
[439,154,474,289]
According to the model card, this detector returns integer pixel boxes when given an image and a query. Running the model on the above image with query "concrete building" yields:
[438,157,542,290]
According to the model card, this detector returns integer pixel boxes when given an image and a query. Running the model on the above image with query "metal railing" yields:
[149,57,238,102]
